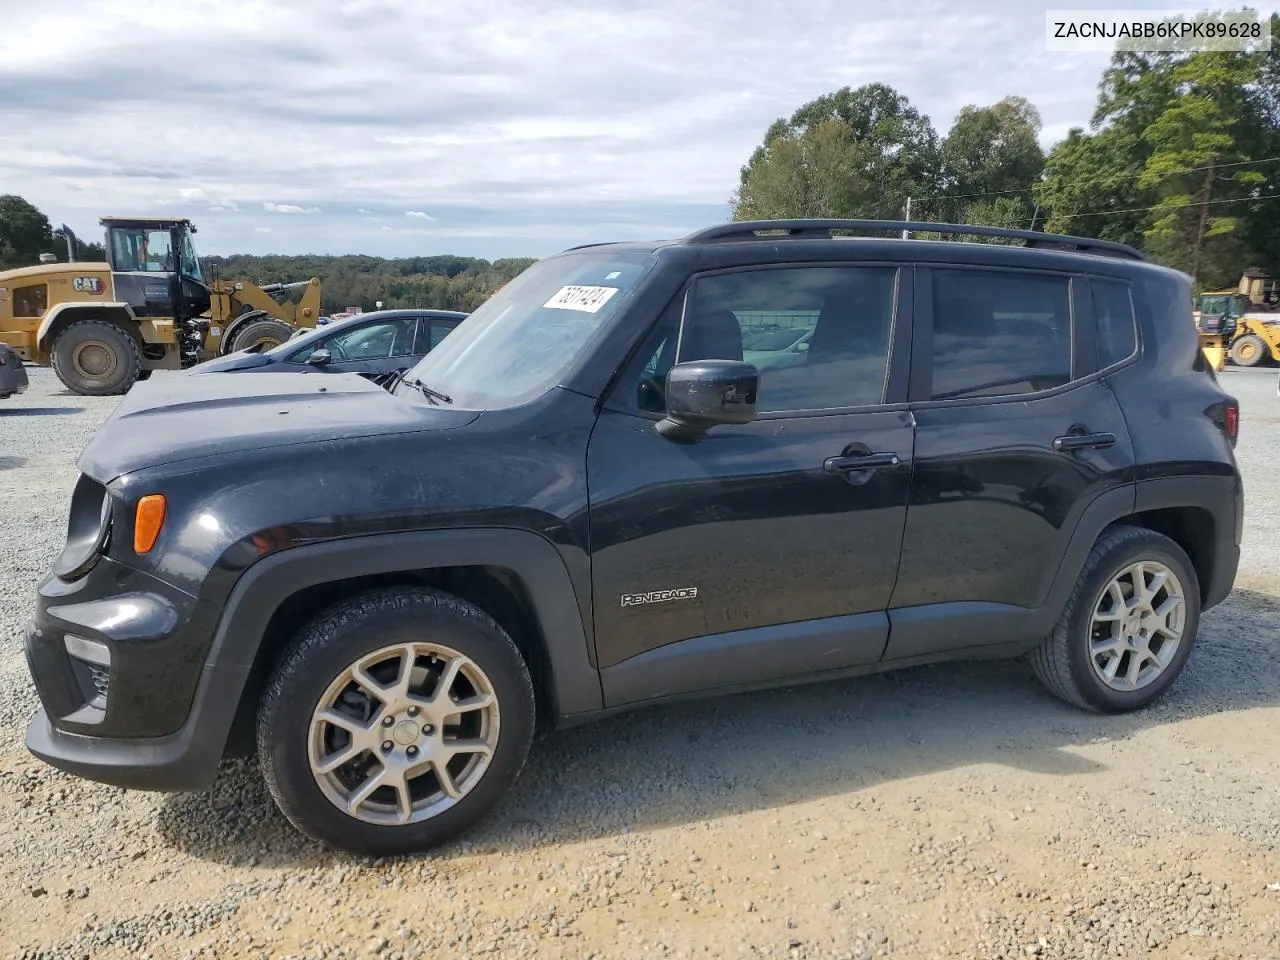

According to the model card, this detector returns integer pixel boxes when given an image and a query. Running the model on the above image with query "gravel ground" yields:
[2,365,1280,960]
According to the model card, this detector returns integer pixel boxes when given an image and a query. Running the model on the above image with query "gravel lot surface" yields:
[2,365,1279,960]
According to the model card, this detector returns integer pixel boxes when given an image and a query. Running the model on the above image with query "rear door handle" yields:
[823,452,901,474]
[1052,432,1116,452]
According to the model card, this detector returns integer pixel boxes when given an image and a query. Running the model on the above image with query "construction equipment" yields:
[0,216,321,395]
[1194,268,1280,369]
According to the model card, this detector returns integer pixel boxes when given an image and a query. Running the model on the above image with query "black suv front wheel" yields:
[1031,525,1201,713]
[258,587,536,856]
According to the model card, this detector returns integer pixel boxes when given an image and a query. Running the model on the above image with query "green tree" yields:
[1139,50,1264,284]
[731,83,940,221]
[934,97,1045,225]
[1034,126,1154,247]
[0,195,55,269]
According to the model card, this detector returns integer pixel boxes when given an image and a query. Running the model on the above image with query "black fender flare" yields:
[215,527,602,707]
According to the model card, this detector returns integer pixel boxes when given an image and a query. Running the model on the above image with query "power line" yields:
[997,189,1280,225]
[915,155,1280,205]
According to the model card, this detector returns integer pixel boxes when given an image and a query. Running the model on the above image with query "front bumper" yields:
[23,557,248,791]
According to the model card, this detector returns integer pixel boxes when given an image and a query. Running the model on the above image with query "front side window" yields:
[629,265,897,415]
[930,269,1072,401]
[110,228,175,273]
[396,252,657,409]
[291,317,416,362]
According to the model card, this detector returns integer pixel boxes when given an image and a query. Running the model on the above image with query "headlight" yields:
[53,476,113,582]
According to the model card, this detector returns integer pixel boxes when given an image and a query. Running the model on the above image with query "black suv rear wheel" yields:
[1030,525,1201,713]
[258,586,536,856]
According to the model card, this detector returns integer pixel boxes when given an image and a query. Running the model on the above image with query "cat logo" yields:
[72,276,106,295]
[620,586,698,608]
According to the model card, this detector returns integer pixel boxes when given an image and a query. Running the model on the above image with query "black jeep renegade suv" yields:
[24,219,1243,856]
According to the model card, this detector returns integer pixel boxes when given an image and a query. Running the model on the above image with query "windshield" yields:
[395,250,657,408]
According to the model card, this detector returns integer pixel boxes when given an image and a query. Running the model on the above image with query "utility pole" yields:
[902,198,912,239]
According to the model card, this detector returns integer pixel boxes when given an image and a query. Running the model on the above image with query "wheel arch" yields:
[208,528,602,759]
[36,302,140,354]
[1040,475,1240,625]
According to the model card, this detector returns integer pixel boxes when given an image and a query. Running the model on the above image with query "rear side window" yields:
[930,269,1072,401]
[1091,278,1138,367]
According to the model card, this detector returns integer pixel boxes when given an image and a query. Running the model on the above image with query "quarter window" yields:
[631,265,897,414]
[930,269,1073,401]
[1091,278,1138,368]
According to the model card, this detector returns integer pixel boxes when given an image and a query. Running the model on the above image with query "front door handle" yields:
[1052,432,1116,453]
[823,451,901,474]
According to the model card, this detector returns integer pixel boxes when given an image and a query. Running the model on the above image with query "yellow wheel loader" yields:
[1194,269,1280,371]
[0,216,321,396]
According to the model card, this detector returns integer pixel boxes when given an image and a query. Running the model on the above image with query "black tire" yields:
[1229,333,1267,367]
[258,586,536,857]
[1030,525,1201,713]
[228,318,294,353]
[50,319,141,396]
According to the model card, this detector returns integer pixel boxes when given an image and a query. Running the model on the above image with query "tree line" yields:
[202,253,537,314]
[732,12,1280,289]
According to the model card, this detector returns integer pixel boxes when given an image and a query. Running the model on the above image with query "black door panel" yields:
[589,408,914,674]
[888,382,1135,612]
[587,262,916,700]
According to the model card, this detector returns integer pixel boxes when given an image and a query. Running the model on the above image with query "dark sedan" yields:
[191,308,467,384]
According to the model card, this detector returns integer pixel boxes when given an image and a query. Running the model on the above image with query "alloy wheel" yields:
[307,642,500,825]
[1088,560,1186,692]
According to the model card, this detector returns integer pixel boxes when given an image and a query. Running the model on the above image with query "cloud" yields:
[254,226,271,233]
[10,0,1267,258]
[263,201,320,214]
[405,210,434,220]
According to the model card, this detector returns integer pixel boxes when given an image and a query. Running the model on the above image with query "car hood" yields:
[78,371,480,483]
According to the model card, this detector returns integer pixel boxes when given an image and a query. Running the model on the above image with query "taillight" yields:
[1208,398,1239,448]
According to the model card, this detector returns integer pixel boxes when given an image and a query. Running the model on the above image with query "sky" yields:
[3,0,1278,260]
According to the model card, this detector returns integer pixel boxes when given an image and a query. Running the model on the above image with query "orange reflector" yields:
[134,495,166,554]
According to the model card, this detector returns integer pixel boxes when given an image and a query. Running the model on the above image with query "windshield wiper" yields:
[402,377,453,405]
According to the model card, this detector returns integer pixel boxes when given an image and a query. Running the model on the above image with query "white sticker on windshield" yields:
[543,284,619,313]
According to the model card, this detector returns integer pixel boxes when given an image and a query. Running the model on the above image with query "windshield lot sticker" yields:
[543,285,619,313]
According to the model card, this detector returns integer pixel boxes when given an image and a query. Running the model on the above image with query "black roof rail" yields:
[681,219,1147,261]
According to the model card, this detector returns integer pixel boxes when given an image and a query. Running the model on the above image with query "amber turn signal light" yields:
[134,495,166,554]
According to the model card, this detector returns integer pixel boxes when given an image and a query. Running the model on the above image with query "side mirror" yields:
[307,348,332,367]
[657,359,758,442]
